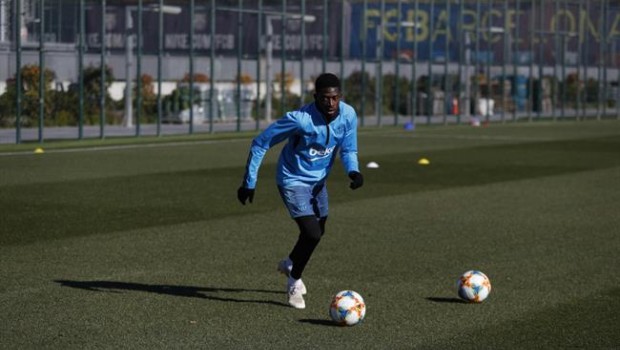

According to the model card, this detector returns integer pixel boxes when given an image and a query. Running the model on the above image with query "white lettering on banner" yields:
[193,35,210,49]
[271,35,324,51]
[105,33,124,48]
[82,32,322,51]
[85,33,125,48]
[218,34,235,50]
[84,32,231,50]
[306,35,324,51]
[284,35,299,50]
[166,34,189,49]
[170,34,235,50]
[87,33,100,47]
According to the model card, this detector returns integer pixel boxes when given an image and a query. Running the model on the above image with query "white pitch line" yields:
[366,132,554,142]
[0,138,250,157]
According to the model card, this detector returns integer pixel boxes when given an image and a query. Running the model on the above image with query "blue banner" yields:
[349,2,620,66]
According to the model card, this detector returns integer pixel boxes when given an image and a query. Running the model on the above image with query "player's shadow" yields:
[298,319,342,327]
[425,297,468,304]
[54,279,288,307]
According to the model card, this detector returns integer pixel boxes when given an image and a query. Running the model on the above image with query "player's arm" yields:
[237,113,302,205]
[340,111,363,190]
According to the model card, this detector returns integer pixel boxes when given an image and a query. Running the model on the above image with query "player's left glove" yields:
[237,186,255,205]
[348,171,364,190]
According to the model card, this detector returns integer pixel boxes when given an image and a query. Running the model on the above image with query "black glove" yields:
[237,186,255,205]
[348,171,364,190]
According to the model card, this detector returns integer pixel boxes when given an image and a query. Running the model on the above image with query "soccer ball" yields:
[457,270,492,303]
[329,290,366,326]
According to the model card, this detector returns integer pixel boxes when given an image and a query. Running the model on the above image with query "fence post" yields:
[236,0,242,132]
[360,0,367,126]
[209,0,215,133]
[15,0,22,144]
[189,0,195,134]
[100,0,106,139]
[78,0,84,139]
[394,0,402,126]
[255,0,262,131]
[136,0,143,136]
[38,0,45,143]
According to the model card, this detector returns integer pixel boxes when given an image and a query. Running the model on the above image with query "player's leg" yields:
[282,216,319,308]
[277,215,326,282]
[289,215,322,280]
[277,185,318,308]
[319,216,327,236]
[286,213,327,280]
[289,183,328,279]
[315,184,328,237]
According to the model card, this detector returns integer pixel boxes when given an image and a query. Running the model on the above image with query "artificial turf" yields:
[1,121,619,348]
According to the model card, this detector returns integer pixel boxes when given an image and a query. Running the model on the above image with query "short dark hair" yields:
[314,73,341,91]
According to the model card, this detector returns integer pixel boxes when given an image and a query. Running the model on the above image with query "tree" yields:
[81,65,114,121]
[382,73,411,115]
[0,65,55,126]
[344,71,375,116]
[182,73,209,83]
[133,74,157,121]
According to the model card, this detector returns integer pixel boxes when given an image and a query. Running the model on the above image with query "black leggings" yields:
[289,215,327,280]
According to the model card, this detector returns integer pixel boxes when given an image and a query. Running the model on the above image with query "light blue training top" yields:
[242,101,360,188]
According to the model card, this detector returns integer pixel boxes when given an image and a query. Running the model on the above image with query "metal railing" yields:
[0,0,618,144]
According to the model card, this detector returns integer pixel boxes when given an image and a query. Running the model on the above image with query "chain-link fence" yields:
[0,0,618,143]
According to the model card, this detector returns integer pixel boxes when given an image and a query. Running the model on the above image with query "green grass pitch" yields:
[1,121,619,348]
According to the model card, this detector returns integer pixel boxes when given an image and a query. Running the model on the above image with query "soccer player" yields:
[237,73,363,309]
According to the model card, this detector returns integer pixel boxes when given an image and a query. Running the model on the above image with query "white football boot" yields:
[287,279,306,309]
[277,258,307,295]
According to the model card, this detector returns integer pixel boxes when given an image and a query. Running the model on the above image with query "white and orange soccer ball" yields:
[329,290,366,326]
[457,270,492,303]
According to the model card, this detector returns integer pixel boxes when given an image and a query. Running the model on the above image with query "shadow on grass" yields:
[298,319,342,327]
[55,279,288,307]
[425,297,469,304]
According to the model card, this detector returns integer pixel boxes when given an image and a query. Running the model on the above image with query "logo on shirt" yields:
[309,145,335,161]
